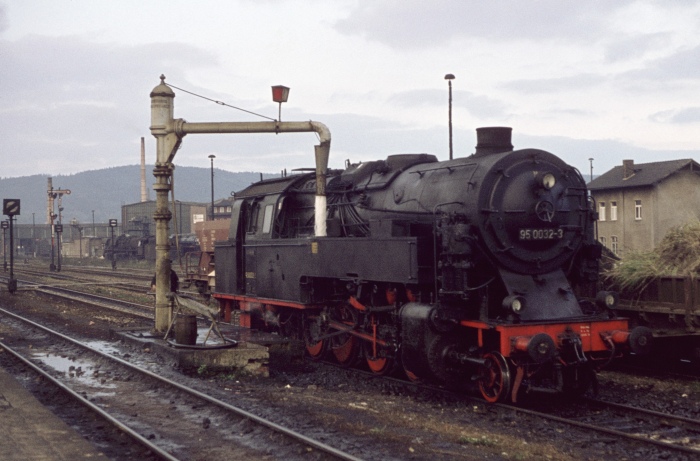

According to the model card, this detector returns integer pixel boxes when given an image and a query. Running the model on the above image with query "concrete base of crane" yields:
[114,325,270,377]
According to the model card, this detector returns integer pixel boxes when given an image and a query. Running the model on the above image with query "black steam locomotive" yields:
[212,127,652,402]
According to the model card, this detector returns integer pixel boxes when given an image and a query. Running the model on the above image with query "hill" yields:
[0,166,267,225]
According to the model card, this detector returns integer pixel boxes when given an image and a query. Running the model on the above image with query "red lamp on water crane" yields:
[271,85,290,122]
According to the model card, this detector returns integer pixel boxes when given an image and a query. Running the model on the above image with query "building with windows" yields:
[589,158,700,257]
[210,197,234,220]
[121,200,207,237]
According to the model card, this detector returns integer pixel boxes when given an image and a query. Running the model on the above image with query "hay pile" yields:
[604,220,700,290]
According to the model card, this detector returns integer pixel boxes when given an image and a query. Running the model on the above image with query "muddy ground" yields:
[1,289,698,460]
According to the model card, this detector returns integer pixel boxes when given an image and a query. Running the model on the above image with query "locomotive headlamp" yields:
[503,295,526,314]
[596,290,619,310]
[541,172,556,190]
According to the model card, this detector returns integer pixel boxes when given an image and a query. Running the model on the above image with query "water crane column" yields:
[149,75,331,333]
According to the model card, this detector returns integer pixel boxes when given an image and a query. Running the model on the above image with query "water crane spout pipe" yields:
[176,120,331,237]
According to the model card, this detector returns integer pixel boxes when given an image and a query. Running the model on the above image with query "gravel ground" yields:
[1,288,698,460]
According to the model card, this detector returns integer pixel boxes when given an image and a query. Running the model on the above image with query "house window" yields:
[610,201,618,221]
[600,236,606,247]
[635,200,642,220]
[611,236,618,255]
[598,202,606,221]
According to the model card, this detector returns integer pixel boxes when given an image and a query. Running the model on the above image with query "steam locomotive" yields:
[103,233,198,262]
[212,127,652,402]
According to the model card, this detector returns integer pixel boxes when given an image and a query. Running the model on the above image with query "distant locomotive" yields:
[103,234,154,260]
[212,127,652,402]
[103,233,197,262]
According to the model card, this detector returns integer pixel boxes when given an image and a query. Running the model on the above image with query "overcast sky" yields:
[2,0,700,180]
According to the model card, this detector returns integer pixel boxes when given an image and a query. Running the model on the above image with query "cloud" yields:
[515,132,700,175]
[3,0,700,182]
[501,73,604,94]
[334,1,629,49]
[641,45,700,81]
[650,107,700,124]
[0,3,7,34]
[0,34,222,176]
[617,44,700,85]
[603,32,671,63]
[387,89,508,118]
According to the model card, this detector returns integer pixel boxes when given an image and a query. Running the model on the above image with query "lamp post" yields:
[209,154,216,221]
[589,158,594,183]
[92,210,95,237]
[445,74,455,160]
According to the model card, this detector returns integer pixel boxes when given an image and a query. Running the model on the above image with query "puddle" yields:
[82,340,122,355]
[31,352,117,395]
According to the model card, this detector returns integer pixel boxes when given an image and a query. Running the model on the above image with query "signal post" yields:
[3,199,20,293]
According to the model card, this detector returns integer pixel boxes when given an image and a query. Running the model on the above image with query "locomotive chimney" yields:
[140,137,148,202]
[474,127,513,157]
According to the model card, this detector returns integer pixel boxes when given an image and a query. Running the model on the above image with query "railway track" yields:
[59,263,154,279]
[12,266,203,299]
[13,267,153,295]
[513,398,700,457]
[4,270,698,458]
[19,261,153,279]
[0,275,154,319]
[320,358,700,458]
[0,307,366,461]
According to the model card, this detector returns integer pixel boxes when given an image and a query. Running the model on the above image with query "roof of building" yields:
[214,197,234,206]
[588,158,700,191]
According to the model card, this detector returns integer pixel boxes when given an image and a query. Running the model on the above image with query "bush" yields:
[604,220,700,290]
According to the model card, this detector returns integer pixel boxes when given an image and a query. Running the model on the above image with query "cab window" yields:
[262,204,274,234]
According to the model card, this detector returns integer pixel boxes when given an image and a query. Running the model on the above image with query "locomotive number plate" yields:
[519,228,564,240]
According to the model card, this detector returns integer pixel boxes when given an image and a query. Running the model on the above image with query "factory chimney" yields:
[140,137,148,202]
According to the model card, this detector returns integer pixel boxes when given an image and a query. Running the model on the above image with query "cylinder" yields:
[175,315,198,345]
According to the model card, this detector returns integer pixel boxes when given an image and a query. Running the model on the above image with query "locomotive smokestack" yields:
[140,137,148,202]
[474,127,513,157]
